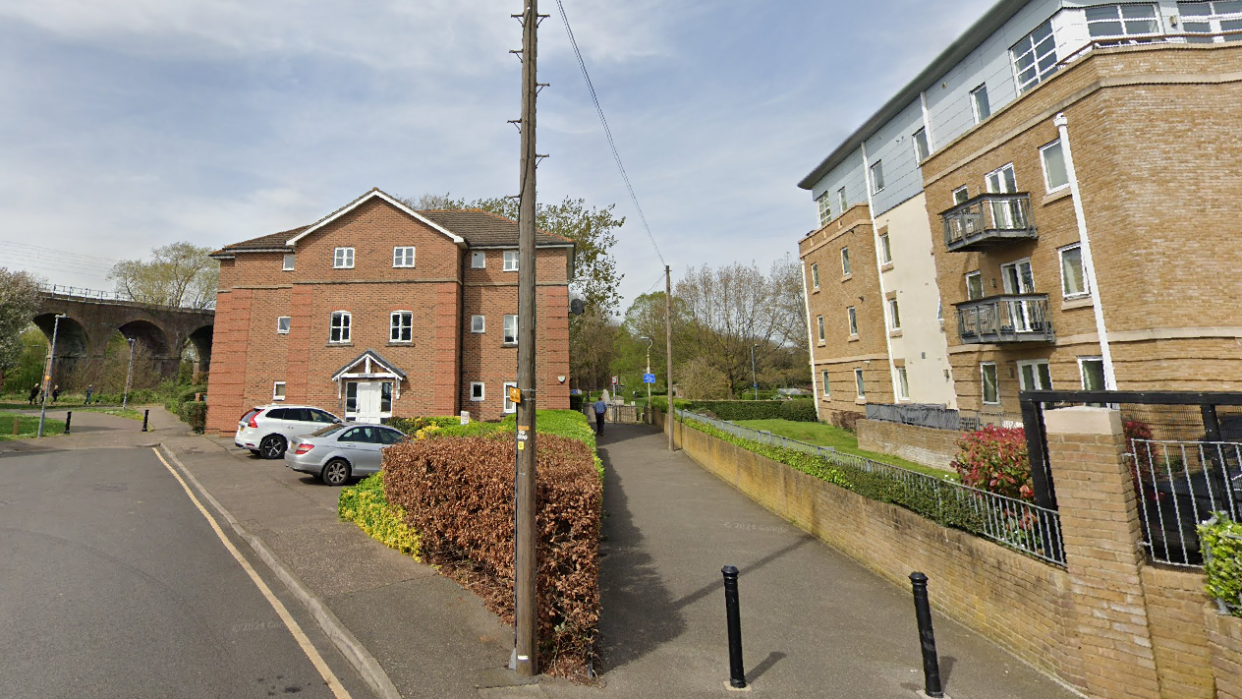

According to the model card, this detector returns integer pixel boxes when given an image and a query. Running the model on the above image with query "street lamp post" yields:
[122,337,136,411]
[37,314,67,438]
[639,336,653,423]
[750,344,759,401]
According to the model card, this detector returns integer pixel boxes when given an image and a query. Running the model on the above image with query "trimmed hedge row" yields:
[382,431,601,679]
[170,401,207,433]
[649,397,818,422]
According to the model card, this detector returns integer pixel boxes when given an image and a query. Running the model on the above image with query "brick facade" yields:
[205,190,571,433]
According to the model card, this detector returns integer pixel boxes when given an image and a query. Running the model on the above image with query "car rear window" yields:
[311,425,346,438]
[240,409,260,422]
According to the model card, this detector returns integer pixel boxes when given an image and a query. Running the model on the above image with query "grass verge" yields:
[0,411,65,440]
[734,418,959,481]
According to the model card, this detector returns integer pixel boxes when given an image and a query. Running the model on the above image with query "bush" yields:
[388,415,462,435]
[1200,513,1242,617]
[383,432,602,679]
[569,393,584,412]
[173,401,207,433]
[339,472,420,560]
[778,399,818,423]
[951,426,1033,501]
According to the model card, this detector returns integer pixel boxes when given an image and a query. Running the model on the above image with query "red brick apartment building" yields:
[204,188,573,434]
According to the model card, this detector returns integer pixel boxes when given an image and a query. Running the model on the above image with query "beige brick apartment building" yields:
[799,0,1242,425]
[204,188,572,434]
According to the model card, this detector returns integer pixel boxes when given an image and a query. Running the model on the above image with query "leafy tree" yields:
[0,268,41,384]
[108,242,219,309]
[570,307,619,392]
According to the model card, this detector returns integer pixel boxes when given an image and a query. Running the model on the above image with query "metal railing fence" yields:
[675,408,1066,566]
[38,283,214,311]
[1129,438,1242,567]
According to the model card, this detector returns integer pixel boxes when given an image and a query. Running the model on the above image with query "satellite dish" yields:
[569,298,585,315]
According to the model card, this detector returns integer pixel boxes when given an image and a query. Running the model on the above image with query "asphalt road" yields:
[0,446,374,699]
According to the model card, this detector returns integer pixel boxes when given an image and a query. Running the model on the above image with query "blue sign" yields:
[643,373,656,384]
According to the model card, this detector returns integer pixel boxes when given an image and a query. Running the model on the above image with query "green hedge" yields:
[339,472,420,560]
[1201,513,1242,617]
[649,397,817,423]
[169,401,207,433]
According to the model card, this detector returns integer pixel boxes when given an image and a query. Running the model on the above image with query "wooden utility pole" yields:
[513,0,540,678]
[666,265,674,452]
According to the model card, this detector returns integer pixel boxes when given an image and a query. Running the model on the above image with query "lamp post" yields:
[750,344,759,401]
[639,335,653,422]
[37,314,67,438]
[122,337,136,411]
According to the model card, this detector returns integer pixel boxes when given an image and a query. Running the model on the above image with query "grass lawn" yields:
[0,411,66,440]
[734,418,959,481]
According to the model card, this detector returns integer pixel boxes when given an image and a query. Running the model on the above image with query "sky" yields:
[0,0,996,311]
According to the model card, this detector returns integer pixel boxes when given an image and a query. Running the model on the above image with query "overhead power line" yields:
[554,0,666,267]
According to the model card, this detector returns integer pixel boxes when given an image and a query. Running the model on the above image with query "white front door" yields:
[355,382,383,424]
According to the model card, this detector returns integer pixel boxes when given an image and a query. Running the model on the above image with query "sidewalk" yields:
[0,405,187,454]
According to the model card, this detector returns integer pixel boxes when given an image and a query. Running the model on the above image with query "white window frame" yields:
[329,311,351,343]
[837,187,847,213]
[470,381,485,402]
[273,381,287,401]
[471,315,486,333]
[913,128,930,162]
[821,370,831,398]
[811,263,820,289]
[878,233,892,265]
[888,298,901,331]
[970,84,991,123]
[870,160,885,194]
[841,247,851,276]
[1040,140,1070,193]
[333,247,355,269]
[503,381,518,413]
[1058,243,1091,299]
[966,271,985,300]
[503,250,519,272]
[393,246,416,268]
[854,368,866,399]
[816,315,825,343]
[1011,19,1058,94]
[277,316,291,335]
[816,192,832,226]
[471,251,486,268]
[1017,359,1053,391]
[283,253,295,271]
[896,367,910,401]
[1181,2,1242,43]
[503,314,518,344]
[1078,356,1106,391]
[1085,4,1161,43]
[390,311,413,343]
[847,306,858,336]
[981,362,1000,405]
[953,186,970,205]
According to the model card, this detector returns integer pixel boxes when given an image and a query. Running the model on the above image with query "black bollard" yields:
[721,565,746,689]
[142,409,150,432]
[909,572,944,698]
[64,411,72,435]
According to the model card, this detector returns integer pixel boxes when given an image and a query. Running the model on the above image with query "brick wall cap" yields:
[1045,406,1122,437]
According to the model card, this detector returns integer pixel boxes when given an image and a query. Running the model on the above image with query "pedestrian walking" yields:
[52,385,60,403]
[85,385,94,405]
[28,384,40,405]
[593,396,608,436]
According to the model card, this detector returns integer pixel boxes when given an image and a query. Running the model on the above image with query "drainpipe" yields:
[1054,112,1116,390]
[860,142,903,403]
[800,257,821,421]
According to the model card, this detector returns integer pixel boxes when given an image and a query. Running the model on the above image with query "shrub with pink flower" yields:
[951,425,1034,501]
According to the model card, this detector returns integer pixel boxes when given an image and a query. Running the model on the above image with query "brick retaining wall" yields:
[855,419,960,470]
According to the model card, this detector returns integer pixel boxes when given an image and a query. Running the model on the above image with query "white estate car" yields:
[235,405,343,459]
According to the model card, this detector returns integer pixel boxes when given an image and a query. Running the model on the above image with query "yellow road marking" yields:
[152,447,352,699]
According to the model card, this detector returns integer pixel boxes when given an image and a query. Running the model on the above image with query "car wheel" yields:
[322,459,351,486]
[260,435,286,460]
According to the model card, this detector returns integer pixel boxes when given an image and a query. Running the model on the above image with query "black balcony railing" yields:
[956,294,1054,344]
[941,193,1037,252]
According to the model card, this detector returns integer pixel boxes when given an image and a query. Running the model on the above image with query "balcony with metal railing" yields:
[941,193,1037,253]
[955,294,1054,344]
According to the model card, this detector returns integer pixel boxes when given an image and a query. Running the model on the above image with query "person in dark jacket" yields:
[51,385,60,403]
[28,384,40,405]
[593,397,607,436]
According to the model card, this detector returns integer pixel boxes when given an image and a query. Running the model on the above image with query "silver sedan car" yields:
[284,423,408,486]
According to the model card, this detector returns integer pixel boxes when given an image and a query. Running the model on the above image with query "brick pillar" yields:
[432,282,459,416]
[1045,406,1161,699]
[204,290,252,434]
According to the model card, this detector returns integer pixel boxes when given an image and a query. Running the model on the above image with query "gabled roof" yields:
[211,189,576,258]
[287,188,464,246]
[330,349,407,382]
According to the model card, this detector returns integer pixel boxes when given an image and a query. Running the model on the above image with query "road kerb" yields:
[158,443,403,699]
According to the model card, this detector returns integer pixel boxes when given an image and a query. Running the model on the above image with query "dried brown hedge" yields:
[382,432,601,679]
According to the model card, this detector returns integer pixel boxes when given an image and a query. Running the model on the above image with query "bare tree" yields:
[108,243,218,309]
